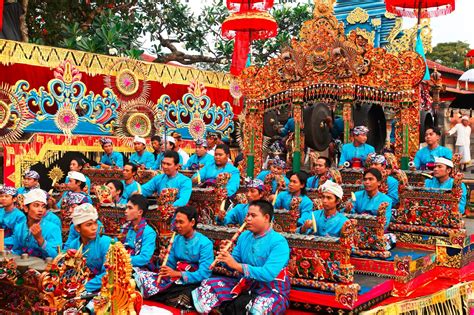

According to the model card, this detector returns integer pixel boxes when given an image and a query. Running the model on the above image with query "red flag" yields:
[0,0,4,31]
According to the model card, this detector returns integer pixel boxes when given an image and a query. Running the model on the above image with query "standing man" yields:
[447,116,471,171]
[172,131,190,165]
[97,138,124,169]
[142,151,192,207]
[130,136,155,169]
[414,127,452,170]
[338,126,375,168]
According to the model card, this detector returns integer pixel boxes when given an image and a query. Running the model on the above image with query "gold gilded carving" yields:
[371,18,381,27]
[347,7,369,25]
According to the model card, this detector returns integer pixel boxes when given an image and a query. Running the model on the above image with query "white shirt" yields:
[448,123,471,147]
[178,148,190,165]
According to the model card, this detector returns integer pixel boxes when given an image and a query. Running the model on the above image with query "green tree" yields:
[426,41,472,70]
[25,0,314,68]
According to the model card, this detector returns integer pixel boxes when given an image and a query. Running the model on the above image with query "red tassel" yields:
[0,0,4,31]
[230,31,251,76]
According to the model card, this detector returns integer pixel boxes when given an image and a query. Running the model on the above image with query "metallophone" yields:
[196,223,361,308]
[0,249,89,313]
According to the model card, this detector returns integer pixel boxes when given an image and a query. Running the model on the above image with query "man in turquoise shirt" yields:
[97,137,124,169]
[129,135,154,169]
[184,139,213,171]
[414,127,452,170]
[0,186,26,249]
[338,126,375,168]
[120,163,142,204]
[17,170,41,195]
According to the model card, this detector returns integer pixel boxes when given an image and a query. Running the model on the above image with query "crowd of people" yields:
[0,124,468,314]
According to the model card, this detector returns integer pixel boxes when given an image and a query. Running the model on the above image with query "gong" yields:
[263,110,280,138]
[419,111,435,143]
[353,103,386,152]
[304,103,332,151]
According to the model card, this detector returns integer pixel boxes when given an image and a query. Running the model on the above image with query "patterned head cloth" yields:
[245,178,266,191]
[24,189,47,205]
[369,153,386,165]
[320,181,344,199]
[271,157,286,169]
[23,170,40,180]
[100,138,113,146]
[0,185,17,196]
[353,126,369,135]
[269,141,284,154]
[71,203,98,226]
[64,192,89,206]
[195,138,208,148]
[206,131,219,138]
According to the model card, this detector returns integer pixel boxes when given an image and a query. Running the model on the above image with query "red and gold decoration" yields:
[104,58,150,103]
[94,241,143,315]
[385,0,455,19]
[0,82,30,145]
[222,0,278,76]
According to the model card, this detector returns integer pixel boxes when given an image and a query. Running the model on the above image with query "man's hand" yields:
[217,210,226,221]
[159,266,181,279]
[344,200,353,213]
[216,250,240,271]
[301,220,312,233]
[30,223,44,246]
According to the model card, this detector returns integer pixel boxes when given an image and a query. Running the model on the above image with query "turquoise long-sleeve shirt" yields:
[232,229,290,283]
[65,235,111,292]
[338,142,375,167]
[130,151,155,169]
[43,211,61,230]
[351,190,392,229]
[414,145,452,170]
[194,161,241,197]
[152,153,183,170]
[63,220,104,249]
[141,173,192,207]
[274,191,314,226]
[120,180,142,204]
[184,153,214,171]
[217,203,249,226]
[123,224,157,268]
[424,177,467,214]
[0,207,26,247]
[297,209,348,237]
[256,170,290,194]
[98,151,124,168]
[166,231,214,284]
[386,175,399,206]
[12,219,62,259]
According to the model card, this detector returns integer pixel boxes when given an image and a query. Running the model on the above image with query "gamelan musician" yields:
[425,157,467,214]
[217,178,266,226]
[17,170,41,194]
[137,206,214,311]
[368,153,399,206]
[338,126,375,168]
[141,150,192,207]
[120,194,157,268]
[192,144,240,198]
[120,163,142,204]
[192,200,291,315]
[256,156,289,195]
[66,203,111,293]
[298,181,348,237]
[307,156,334,189]
[129,135,155,170]
[97,137,124,169]
[12,189,62,259]
[184,139,214,171]
[0,186,26,249]
[414,127,452,170]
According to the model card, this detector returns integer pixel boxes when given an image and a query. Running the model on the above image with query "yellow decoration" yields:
[347,7,369,25]
[0,39,231,89]
[384,11,397,19]
[371,18,381,27]
[386,18,433,56]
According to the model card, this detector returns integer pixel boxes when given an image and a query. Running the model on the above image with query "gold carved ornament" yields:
[346,7,369,25]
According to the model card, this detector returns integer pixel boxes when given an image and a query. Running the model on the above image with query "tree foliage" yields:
[26,0,314,69]
[426,41,472,70]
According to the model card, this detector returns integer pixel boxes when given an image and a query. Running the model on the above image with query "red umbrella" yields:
[222,0,277,75]
[465,49,474,69]
[385,0,455,20]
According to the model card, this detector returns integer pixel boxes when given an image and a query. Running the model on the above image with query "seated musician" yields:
[0,186,26,249]
[97,137,124,169]
[217,178,266,226]
[172,131,190,165]
[57,171,93,208]
[17,170,41,194]
[425,157,468,214]
[142,206,214,310]
[142,150,192,207]
[34,189,61,229]
[66,203,111,293]
[298,181,348,237]
[120,194,157,268]
[192,144,240,198]
[121,163,142,203]
[129,135,155,169]
[151,135,162,167]
[12,189,62,258]
[66,158,91,193]
[368,154,399,206]
[307,156,333,189]
[338,126,375,168]
[184,139,213,171]
[274,172,314,226]
[104,179,124,204]
[414,127,452,170]
[152,136,183,170]
[256,157,289,197]
[206,130,220,156]
[63,192,104,249]
[192,200,291,314]
[279,113,294,137]
[345,168,392,230]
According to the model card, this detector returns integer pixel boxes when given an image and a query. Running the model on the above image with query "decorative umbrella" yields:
[222,0,278,76]
[385,0,455,21]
